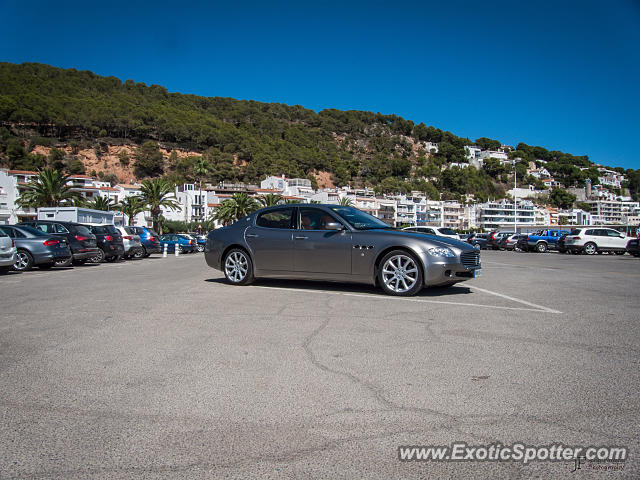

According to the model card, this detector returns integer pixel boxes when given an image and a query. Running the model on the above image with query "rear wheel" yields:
[378,250,423,297]
[133,247,146,259]
[223,249,254,285]
[90,248,105,263]
[14,250,34,271]
[536,242,548,253]
[583,242,597,255]
[54,256,72,267]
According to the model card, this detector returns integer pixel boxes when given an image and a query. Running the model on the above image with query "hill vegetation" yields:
[1,62,638,202]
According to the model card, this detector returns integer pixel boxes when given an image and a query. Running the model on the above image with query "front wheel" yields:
[378,250,423,296]
[583,242,597,255]
[14,250,34,271]
[196,244,205,252]
[536,242,548,253]
[223,249,254,285]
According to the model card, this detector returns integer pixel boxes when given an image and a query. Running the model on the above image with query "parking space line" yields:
[248,285,560,314]
[468,285,562,314]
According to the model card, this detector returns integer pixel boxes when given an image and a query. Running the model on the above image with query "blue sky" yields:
[2,0,639,169]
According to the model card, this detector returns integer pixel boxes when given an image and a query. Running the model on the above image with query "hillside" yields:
[1,62,638,201]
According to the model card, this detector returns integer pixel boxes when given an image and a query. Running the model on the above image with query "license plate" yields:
[474,269,482,278]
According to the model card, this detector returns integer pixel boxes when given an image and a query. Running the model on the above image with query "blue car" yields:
[124,226,162,257]
[159,234,196,253]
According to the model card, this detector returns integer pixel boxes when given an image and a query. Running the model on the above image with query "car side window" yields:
[36,223,54,234]
[585,229,594,236]
[299,208,340,230]
[606,230,621,237]
[256,209,294,229]
[55,224,70,234]
[0,226,12,237]
[12,228,25,238]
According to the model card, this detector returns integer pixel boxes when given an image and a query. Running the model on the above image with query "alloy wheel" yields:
[584,242,597,255]
[381,254,418,293]
[225,251,249,283]
[15,251,32,271]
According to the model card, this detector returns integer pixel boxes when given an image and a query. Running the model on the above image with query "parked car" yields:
[498,234,528,251]
[0,225,72,271]
[83,224,125,262]
[564,228,628,255]
[187,232,207,252]
[525,229,571,253]
[205,205,481,296]
[627,238,640,257]
[0,229,17,273]
[123,226,162,257]
[18,220,99,265]
[114,226,143,259]
[466,233,489,250]
[402,226,460,240]
[487,231,515,250]
[159,234,196,253]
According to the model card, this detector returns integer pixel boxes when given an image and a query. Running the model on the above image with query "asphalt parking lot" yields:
[1,251,639,479]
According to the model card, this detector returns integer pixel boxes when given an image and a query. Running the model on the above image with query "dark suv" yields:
[18,220,99,266]
[123,226,161,257]
[83,224,125,262]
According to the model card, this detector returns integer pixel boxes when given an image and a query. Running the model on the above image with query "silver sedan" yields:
[205,205,481,296]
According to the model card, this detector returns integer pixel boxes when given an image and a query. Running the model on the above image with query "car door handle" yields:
[295,236,308,240]
[246,234,259,238]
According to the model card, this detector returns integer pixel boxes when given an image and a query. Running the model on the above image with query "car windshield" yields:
[329,206,392,230]
[438,228,456,235]
[104,225,119,235]
[74,225,92,236]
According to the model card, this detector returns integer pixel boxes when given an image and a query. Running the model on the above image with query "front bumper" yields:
[423,250,481,286]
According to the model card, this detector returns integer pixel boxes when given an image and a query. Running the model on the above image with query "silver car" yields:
[0,229,17,273]
[205,205,481,296]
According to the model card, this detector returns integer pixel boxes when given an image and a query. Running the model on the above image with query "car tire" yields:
[197,244,204,252]
[91,248,106,263]
[177,245,184,254]
[378,250,423,297]
[133,247,146,259]
[583,242,597,255]
[38,263,54,269]
[223,248,254,285]
[14,249,34,271]
[536,242,548,253]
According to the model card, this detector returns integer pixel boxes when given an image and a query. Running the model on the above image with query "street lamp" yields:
[513,159,517,233]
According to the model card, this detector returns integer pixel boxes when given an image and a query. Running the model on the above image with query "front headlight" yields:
[473,243,480,250]
[428,247,456,257]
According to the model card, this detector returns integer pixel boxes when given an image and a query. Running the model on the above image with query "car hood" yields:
[364,229,476,252]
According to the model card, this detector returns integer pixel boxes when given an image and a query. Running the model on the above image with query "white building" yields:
[477,199,537,231]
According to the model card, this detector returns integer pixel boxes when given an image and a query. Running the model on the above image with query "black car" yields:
[516,235,530,252]
[487,231,515,250]
[557,233,568,253]
[18,220,99,266]
[0,225,72,271]
[83,224,125,262]
[627,238,640,257]
[466,233,488,250]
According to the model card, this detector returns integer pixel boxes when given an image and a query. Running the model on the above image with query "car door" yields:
[293,207,352,274]
[245,208,295,272]
[605,229,626,249]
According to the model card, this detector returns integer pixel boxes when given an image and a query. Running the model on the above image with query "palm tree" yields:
[16,168,81,208]
[117,195,145,225]
[213,192,259,226]
[258,193,283,207]
[339,196,354,207]
[88,196,115,211]
[193,157,210,192]
[140,178,179,232]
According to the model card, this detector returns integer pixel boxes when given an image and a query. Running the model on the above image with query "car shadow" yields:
[204,277,472,297]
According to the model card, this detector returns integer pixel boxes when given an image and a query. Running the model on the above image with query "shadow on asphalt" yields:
[205,277,472,297]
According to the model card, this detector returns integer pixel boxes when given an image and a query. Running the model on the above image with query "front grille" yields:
[461,251,480,269]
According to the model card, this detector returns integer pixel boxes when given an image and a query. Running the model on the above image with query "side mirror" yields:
[325,222,344,231]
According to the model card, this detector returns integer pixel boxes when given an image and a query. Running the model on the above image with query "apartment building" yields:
[477,199,536,230]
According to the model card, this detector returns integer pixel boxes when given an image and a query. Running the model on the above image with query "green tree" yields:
[140,178,179,231]
[48,148,66,170]
[88,196,116,211]
[213,192,259,225]
[258,193,283,207]
[16,168,81,208]
[134,140,164,178]
[338,196,354,206]
[475,137,501,151]
[548,187,577,209]
[117,195,145,225]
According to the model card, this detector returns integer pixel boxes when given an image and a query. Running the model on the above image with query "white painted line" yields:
[468,285,562,314]
[248,285,559,314]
